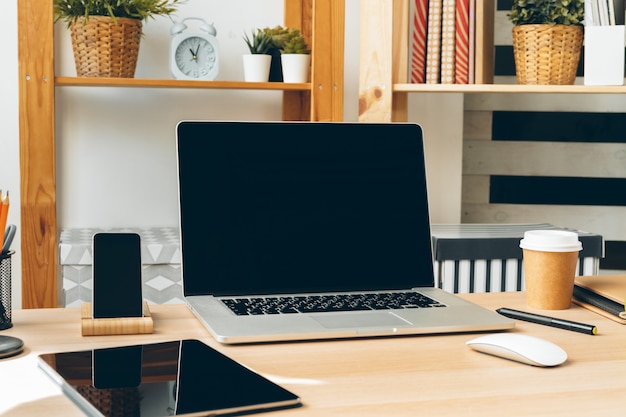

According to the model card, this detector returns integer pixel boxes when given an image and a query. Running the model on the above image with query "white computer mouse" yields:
[466,333,567,367]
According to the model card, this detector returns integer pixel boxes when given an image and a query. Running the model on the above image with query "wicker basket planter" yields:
[70,16,142,78]
[512,24,584,85]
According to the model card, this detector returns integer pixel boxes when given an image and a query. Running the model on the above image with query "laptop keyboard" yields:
[221,291,446,316]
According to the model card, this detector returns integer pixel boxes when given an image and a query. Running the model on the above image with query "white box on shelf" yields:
[59,227,183,307]
[584,25,625,86]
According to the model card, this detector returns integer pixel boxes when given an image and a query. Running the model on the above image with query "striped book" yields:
[440,0,456,84]
[454,0,470,84]
[410,0,429,83]
[425,0,443,83]
[468,0,476,83]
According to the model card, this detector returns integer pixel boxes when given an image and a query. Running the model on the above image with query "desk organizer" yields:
[0,251,13,330]
[81,301,153,336]
[431,223,604,294]
[60,227,182,307]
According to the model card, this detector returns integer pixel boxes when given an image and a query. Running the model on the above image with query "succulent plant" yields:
[508,0,584,26]
[243,29,273,54]
[280,30,310,54]
[263,25,310,54]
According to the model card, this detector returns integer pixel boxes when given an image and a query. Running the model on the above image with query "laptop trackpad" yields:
[311,312,411,329]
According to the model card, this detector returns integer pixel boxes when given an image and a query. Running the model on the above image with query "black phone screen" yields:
[92,232,143,318]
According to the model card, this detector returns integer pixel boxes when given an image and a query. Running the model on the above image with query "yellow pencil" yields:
[0,191,9,240]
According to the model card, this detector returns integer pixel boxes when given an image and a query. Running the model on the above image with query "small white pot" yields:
[243,54,272,82]
[280,54,311,83]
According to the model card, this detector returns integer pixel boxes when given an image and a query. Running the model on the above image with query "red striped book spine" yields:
[410,0,429,83]
[455,0,470,84]
[468,0,476,83]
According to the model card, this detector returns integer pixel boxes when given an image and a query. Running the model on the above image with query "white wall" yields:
[54,1,462,227]
[54,1,288,229]
[1,1,20,309]
[7,1,461,308]
[53,1,460,229]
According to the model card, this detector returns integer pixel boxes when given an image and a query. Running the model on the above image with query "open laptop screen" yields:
[177,122,434,297]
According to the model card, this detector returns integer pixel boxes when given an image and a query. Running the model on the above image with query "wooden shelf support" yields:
[18,0,58,308]
[17,0,345,308]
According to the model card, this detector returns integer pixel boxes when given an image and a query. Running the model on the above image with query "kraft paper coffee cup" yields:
[519,230,582,310]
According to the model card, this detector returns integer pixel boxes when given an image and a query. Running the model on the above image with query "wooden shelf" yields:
[359,0,626,122]
[393,83,626,94]
[55,76,310,91]
[18,0,345,308]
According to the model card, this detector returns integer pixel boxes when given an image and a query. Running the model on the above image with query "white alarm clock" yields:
[170,17,219,80]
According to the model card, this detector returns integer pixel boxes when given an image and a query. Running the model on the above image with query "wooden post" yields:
[358,0,409,122]
[284,0,344,121]
[391,0,409,122]
[359,0,393,122]
[17,0,58,308]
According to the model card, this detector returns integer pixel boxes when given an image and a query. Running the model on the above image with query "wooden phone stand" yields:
[81,301,153,336]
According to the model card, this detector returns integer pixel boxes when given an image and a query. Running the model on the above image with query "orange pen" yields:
[0,191,9,240]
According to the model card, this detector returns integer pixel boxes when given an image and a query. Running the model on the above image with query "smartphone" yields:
[92,232,143,318]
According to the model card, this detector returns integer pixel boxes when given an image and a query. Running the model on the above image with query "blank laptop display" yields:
[176,121,514,343]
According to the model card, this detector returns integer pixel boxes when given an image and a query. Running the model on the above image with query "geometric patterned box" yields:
[59,227,183,307]
[431,223,604,294]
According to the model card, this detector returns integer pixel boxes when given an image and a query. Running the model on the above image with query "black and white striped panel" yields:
[435,256,599,294]
[462,1,626,259]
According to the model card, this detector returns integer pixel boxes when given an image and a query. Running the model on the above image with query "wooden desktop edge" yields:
[4,292,626,417]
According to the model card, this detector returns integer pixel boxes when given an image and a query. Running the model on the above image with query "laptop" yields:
[176,121,514,344]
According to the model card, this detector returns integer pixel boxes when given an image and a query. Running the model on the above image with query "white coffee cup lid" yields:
[519,230,582,252]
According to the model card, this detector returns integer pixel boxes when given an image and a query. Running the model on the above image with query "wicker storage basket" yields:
[512,24,583,85]
[70,16,142,78]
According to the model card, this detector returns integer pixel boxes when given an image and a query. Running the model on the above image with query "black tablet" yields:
[37,339,301,416]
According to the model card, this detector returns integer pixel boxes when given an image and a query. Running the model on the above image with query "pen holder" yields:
[0,251,14,330]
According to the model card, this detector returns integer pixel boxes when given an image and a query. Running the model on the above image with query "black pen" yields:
[496,307,598,335]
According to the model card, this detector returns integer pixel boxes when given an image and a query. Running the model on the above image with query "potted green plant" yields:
[242,29,273,82]
[261,26,311,83]
[277,29,311,83]
[53,0,183,78]
[260,25,288,82]
[279,30,311,54]
[508,0,584,85]
[243,29,273,54]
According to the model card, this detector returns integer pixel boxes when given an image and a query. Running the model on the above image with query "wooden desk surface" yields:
[1,292,624,417]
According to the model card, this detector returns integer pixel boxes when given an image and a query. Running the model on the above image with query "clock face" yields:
[174,36,218,79]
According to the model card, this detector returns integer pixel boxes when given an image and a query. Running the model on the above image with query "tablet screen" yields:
[38,339,301,416]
